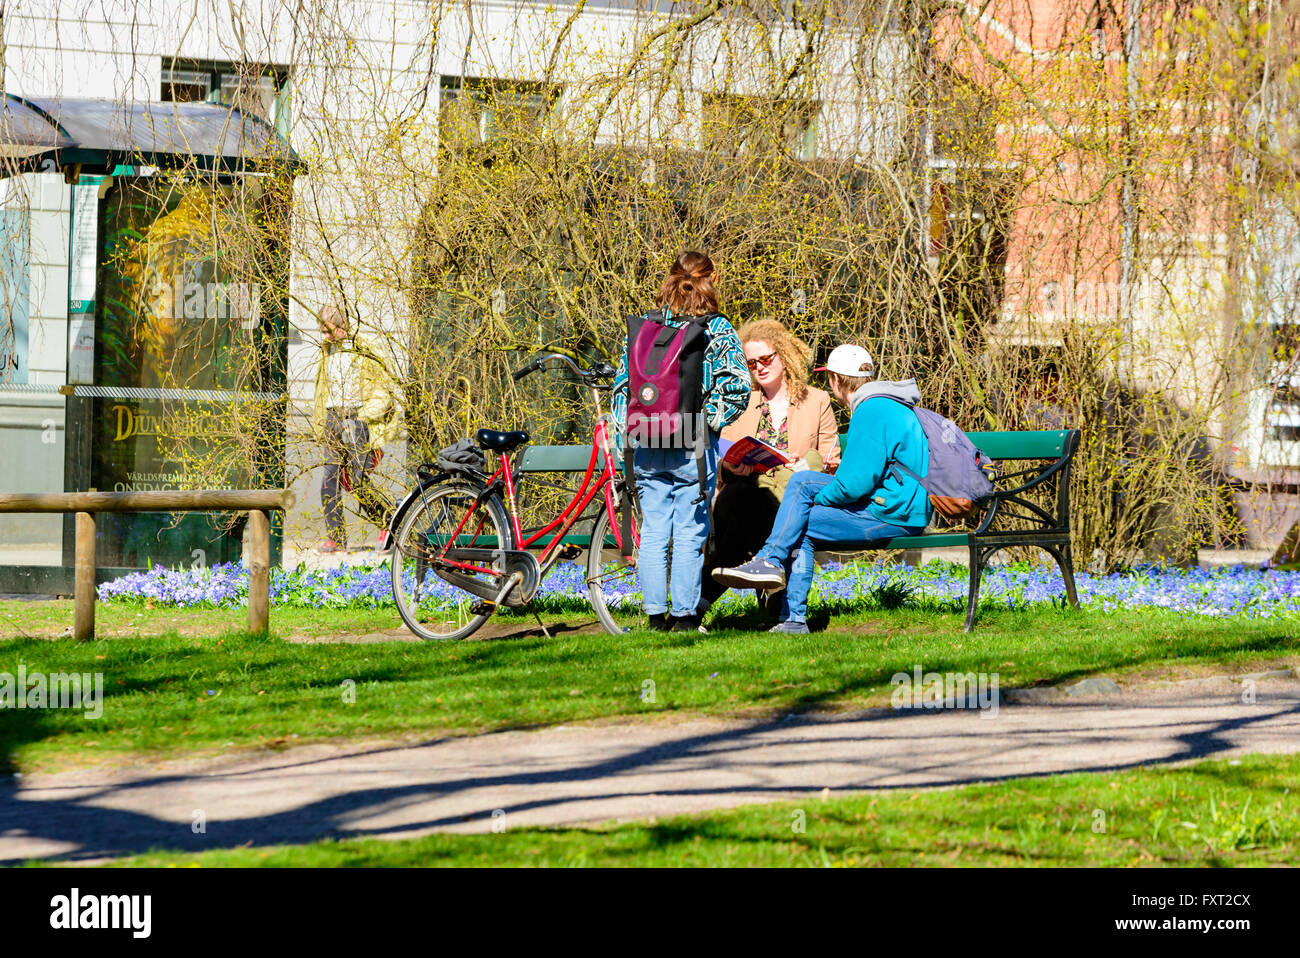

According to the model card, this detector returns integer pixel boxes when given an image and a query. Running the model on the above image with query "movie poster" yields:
[87,177,285,568]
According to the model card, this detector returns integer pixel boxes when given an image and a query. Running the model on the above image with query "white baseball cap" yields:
[814,344,874,378]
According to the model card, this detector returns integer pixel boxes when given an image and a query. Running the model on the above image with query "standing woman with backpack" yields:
[612,251,750,632]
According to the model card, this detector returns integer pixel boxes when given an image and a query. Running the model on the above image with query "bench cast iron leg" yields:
[964,543,983,633]
[1044,544,1080,610]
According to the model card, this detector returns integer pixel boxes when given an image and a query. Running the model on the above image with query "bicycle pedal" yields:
[556,544,582,561]
[470,601,495,615]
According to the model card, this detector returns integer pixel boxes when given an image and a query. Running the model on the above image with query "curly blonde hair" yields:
[737,318,813,404]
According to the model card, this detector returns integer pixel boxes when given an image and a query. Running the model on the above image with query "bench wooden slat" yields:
[965,430,1069,460]
[518,431,1069,473]
[820,534,969,551]
[880,533,969,549]
[836,429,1069,460]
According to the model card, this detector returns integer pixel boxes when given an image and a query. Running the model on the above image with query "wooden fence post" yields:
[248,509,270,634]
[74,510,95,640]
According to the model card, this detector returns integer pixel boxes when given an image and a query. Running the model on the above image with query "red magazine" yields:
[718,436,791,473]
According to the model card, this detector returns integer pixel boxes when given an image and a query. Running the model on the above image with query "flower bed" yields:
[95,559,1300,620]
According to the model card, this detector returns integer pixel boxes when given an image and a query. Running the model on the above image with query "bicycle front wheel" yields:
[391,479,513,641]
[587,489,641,635]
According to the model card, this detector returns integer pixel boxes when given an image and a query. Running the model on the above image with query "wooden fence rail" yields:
[0,490,296,640]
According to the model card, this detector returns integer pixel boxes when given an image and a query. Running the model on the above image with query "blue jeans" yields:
[756,471,926,623]
[634,439,719,617]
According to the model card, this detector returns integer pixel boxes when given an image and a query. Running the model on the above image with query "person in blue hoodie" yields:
[711,344,932,633]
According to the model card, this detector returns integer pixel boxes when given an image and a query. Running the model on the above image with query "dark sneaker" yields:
[712,557,785,591]
[670,615,707,634]
[646,613,671,632]
[769,620,810,634]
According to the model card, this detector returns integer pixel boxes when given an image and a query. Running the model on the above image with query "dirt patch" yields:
[468,616,610,640]
[285,615,613,644]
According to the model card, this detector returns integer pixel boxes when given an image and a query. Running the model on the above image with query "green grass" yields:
[1,598,1297,774]
[100,754,1300,867]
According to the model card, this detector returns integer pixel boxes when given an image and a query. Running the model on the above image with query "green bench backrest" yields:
[837,429,1071,460]
[518,445,609,472]
[514,429,1071,475]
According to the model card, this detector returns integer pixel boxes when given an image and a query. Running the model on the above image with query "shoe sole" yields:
[712,568,784,590]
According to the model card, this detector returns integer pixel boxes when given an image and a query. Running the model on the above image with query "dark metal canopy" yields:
[0,94,303,176]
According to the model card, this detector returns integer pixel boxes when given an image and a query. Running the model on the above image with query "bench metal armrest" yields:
[974,429,1080,536]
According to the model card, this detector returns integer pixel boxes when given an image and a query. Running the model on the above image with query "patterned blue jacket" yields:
[611,309,750,445]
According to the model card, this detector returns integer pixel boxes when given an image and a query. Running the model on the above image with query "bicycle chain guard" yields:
[436,548,541,608]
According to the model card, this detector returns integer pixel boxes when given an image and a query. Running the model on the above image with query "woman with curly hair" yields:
[699,318,840,615]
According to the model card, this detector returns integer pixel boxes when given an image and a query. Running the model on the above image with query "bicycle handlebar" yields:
[511,357,542,381]
[512,352,616,384]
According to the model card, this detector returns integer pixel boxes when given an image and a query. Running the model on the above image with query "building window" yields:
[1264,318,1300,442]
[438,77,560,151]
[1248,202,1300,460]
[0,208,30,385]
[700,93,818,161]
[162,61,292,139]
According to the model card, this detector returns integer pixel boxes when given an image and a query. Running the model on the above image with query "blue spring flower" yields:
[95,557,1300,621]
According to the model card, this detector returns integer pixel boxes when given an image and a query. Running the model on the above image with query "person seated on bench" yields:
[711,344,933,633]
[700,318,841,618]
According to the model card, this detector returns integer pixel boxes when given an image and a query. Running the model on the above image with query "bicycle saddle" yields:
[475,428,530,452]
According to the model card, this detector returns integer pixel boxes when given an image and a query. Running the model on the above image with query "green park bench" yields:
[513,427,1082,631]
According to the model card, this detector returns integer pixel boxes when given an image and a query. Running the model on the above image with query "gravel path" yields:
[2,674,1297,863]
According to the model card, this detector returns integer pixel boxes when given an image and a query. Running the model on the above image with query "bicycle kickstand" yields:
[527,602,552,639]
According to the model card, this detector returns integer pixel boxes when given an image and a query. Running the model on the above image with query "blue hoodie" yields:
[813,379,932,528]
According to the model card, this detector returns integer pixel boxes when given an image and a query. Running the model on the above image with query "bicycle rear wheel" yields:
[586,489,641,635]
[391,479,513,640]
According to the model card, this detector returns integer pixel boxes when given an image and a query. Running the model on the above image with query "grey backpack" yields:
[881,398,996,521]
[436,438,488,477]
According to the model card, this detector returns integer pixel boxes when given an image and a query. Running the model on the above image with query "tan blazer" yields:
[723,386,841,469]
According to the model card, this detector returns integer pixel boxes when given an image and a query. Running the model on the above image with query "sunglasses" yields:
[746,352,778,370]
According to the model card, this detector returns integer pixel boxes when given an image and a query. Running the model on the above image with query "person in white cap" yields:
[711,343,933,632]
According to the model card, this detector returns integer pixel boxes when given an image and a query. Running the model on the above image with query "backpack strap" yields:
[693,313,722,552]
[620,452,639,559]
[862,392,925,489]
[687,313,716,505]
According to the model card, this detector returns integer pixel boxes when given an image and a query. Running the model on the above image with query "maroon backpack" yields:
[620,309,715,556]
[625,308,710,451]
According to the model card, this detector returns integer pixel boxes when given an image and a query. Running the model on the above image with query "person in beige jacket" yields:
[310,305,401,552]
[700,318,840,613]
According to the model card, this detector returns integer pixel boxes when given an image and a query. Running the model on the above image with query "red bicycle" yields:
[389,353,642,640]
